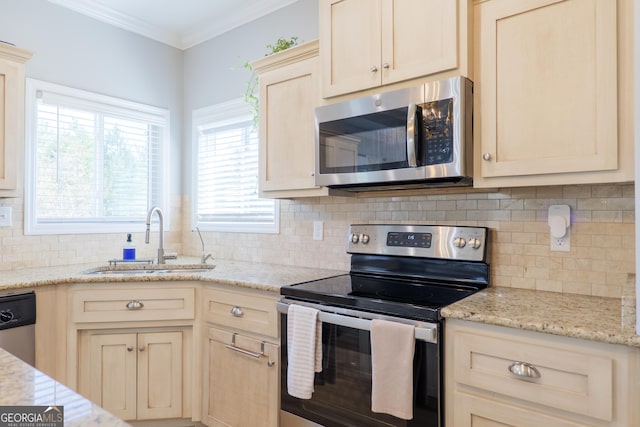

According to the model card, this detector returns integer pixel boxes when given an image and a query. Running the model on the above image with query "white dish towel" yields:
[287,304,322,399]
[370,319,415,420]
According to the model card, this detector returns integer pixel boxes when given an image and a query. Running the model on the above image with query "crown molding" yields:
[48,0,299,50]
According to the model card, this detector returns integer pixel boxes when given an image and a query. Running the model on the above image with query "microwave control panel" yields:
[421,98,454,165]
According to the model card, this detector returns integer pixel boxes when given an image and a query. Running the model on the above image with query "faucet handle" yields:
[201,253,213,264]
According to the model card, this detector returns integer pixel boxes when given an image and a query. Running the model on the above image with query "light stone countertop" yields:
[0,257,347,293]
[0,348,131,426]
[441,287,640,347]
[2,258,638,349]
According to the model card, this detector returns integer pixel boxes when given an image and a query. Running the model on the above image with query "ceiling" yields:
[48,0,299,50]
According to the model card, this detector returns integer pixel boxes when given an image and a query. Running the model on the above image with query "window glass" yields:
[192,99,278,233]
[25,79,169,234]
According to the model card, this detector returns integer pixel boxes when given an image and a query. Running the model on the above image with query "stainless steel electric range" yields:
[278,224,490,427]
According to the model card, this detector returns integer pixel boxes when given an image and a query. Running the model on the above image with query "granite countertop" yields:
[0,348,130,426]
[0,257,346,293]
[441,287,640,347]
[1,259,638,348]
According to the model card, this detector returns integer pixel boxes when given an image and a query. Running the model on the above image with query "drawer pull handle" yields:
[126,300,144,310]
[508,362,541,379]
[225,333,275,367]
[230,306,244,317]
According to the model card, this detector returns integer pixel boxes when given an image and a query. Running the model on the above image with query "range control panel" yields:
[347,224,488,262]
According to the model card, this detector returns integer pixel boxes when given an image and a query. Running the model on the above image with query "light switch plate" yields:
[0,207,12,227]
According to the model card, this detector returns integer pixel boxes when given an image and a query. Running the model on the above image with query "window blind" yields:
[25,79,169,234]
[196,120,275,225]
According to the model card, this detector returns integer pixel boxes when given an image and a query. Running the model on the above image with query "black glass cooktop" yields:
[280,273,482,322]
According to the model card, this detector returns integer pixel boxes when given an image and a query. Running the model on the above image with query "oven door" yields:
[278,301,441,427]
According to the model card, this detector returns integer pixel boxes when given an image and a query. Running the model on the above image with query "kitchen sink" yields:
[83,264,215,275]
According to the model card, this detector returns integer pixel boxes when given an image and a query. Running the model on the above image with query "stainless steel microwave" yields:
[314,76,473,191]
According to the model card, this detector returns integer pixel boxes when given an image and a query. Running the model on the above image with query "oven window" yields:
[281,317,440,427]
[318,107,411,174]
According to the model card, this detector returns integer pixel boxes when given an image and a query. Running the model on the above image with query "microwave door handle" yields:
[406,103,418,167]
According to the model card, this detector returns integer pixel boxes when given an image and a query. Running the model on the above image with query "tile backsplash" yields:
[0,183,635,303]
[182,183,636,300]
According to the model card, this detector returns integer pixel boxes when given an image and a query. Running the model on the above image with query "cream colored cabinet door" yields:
[204,327,279,427]
[136,331,183,420]
[474,0,633,187]
[80,331,183,421]
[320,0,381,96]
[255,41,325,197]
[320,0,459,97]
[0,44,32,196]
[85,333,138,420]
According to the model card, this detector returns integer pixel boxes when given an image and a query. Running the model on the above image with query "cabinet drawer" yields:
[202,287,279,337]
[453,330,613,421]
[452,393,589,427]
[71,287,195,323]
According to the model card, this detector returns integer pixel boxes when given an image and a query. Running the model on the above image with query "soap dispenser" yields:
[123,233,136,260]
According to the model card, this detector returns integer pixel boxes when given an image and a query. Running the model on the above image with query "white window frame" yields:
[24,79,170,235]
[191,98,279,234]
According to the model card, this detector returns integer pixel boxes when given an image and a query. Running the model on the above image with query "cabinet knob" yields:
[382,62,389,69]
[370,65,378,73]
[127,346,133,352]
[482,153,492,161]
[138,346,145,352]
[230,306,244,317]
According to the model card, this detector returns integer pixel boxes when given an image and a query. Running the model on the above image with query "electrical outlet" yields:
[550,228,570,252]
[0,207,11,227]
[313,221,323,241]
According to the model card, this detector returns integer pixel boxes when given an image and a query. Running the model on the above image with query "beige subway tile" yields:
[535,279,563,293]
[562,282,592,295]
[510,277,536,289]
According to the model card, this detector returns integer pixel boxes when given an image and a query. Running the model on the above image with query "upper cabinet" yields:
[320,0,469,98]
[0,43,32,197]
[253,40,335,198]
[473,0,634,188]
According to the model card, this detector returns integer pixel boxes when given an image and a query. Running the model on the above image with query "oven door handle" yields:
[277,301,437,344]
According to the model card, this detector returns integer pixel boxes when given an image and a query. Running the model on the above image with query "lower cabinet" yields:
[77,329,185,421]
[201,285,281,427]
[204,327,279,427]
[445,319,640,427]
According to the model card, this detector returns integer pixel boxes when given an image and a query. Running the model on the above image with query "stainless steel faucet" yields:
[145,206,177,264]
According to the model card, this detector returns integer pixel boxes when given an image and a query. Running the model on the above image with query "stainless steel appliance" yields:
[279,224,490,427]
[314,76,473,191]
[0,292,36,366]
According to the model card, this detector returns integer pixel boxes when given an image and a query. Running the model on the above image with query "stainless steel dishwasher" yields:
[0,292,36,366]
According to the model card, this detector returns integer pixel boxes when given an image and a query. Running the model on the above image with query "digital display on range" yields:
[386,232,432,248]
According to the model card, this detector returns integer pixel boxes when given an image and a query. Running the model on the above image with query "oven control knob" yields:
[469,238,482,249]
[361,234,370,244]
[351,233,360,244]
[453,237,467,248]
[0,310,13,323]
